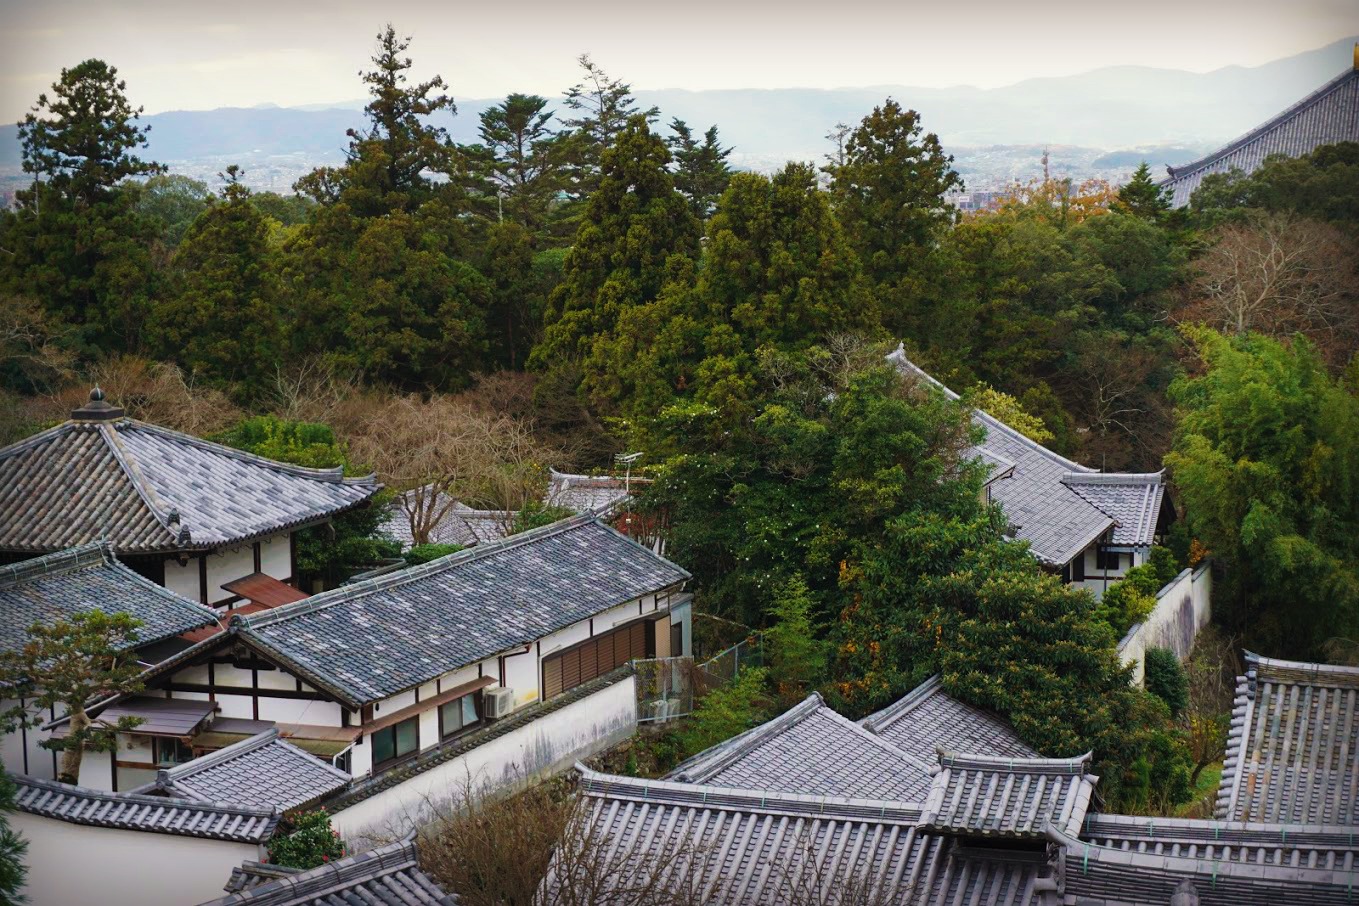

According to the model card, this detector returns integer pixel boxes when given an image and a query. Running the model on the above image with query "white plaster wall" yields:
[332,674,637,848]
[259,698,339,725]
[0,700,59,780]
[12,811,259,906]
[206,546,255,604]
[260,533,291,579]
[419,708,439,750]
[164,556,201,602]
[503,648,538,707]
[1119,564,1214,687]
[257,668,300,691]
[77,750,113,790]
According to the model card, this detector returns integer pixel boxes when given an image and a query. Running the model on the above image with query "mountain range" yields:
[2,36,1355,182]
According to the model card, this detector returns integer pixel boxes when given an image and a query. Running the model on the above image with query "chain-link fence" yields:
[697,634,763,684]
[633,655,706,723]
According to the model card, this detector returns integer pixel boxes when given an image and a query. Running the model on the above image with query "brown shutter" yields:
[580,637,599,684]
[562,647,582,692]
[543,655,563,699]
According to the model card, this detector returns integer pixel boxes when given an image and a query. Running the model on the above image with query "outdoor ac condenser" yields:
[483,686,515,719]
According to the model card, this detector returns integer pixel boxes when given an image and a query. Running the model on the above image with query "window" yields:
[542,618,653,700]
[439,693,480,740]
[1095,547,1125,572]
[332,747,352,775]
[370,716,419,769]
[153,737,193,767]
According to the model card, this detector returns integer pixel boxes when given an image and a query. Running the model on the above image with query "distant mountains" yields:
[2,36,1355,178]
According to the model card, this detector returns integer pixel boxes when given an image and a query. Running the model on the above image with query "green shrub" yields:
[266,810,346,869]
[1145,647,1189,717]
[511,501,575,535]
[677,667,770,759]
[405,543,464,566]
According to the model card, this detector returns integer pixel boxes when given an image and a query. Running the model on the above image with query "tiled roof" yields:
[919,752,1096,840]
[223,862,304,894]
[1159,65,1359,208]
[667,692,934,801]
[135,729,350,811]
[1215,652,1359,826]
[889,347,1162,565]
[561,769,1049,905]
[239,516,690,705]
[1048,824,1359,906]
[860,675,1038,762]
[1081,813,1359,871]
[0,542,218,655]
[14,775,278,843]
[205,839,456,905]
[0,409,379,555]
[545,469,640,517]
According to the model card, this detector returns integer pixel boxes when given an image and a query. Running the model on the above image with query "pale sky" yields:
[2,0,1357,121]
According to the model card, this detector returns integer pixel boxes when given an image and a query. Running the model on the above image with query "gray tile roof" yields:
[561,769,1049,905]
[380,490,512,550]
[545,469,639,517]
[204,839,456,905]
[1159,65,1359,208]
[1081,813,1359,871]
[135,729,351,811]
[1048,823,1359,906]
[0,542,218,655]
[0,412,379,555]
[889,347,1162,565]
[223,862,304,894]
[667,693,934,801]
[239,516,690,705]
[14,775,279,843]
[860,675,1038,762]
[919,752,1096,840]
[1216,652,1359,826]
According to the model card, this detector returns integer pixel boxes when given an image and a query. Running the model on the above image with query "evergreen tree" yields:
[1116,162,1171,221]
[667,119,733,220]
[559,56,659,205]
[470,93,563,236]
[150,166,282,401]
[480,221,548,369]
[0,770,25,903]
[138,174,212,249]
[764,574,828,707]
[0,59,162,352]
[531,116,699,411]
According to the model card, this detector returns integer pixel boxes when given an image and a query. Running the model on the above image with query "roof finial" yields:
[90,386,105,402]
[70,386,125,422]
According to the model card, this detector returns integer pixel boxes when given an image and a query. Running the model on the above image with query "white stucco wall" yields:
[260,533,291,580]
[12,811,260,906]
[332,673,637,848]
[0,699,59,780]
[1119,563,1213,687]
[158,532,292,604]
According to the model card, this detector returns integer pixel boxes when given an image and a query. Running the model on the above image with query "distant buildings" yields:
[1160,46,1359,208]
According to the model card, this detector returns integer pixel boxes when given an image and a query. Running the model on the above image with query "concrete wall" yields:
[1119,563,1213,687]
[332,673,637,848]
[12,810,260,906]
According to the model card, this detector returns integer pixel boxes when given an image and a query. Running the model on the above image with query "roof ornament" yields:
[70,386,126,422]
[1170,880,1199,906]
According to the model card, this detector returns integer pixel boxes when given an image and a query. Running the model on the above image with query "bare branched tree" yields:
[349,394,559,546]
[1189,213,1357,358]
[1183,626,1239,789]
[76,356,243,436]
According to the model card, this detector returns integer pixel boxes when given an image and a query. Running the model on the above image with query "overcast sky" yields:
[3,0,1357,121]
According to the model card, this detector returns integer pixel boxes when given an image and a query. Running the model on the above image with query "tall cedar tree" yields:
[0,611,148,783]
[151,166,283,401]
[531,116,700,412]
[480,221,547,369]
[295,25,457,216]
[1166,328,1359,658]
[559,56,659,206]
[828,100,962,333]
[0,59,162,352]
[470,94,563,237]
[667,119,733,220]
[1116,162,1171,221]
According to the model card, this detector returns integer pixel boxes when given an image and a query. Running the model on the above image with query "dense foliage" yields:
[266,810,347,870]
[0,770,26,902]
[1144,648,1189,717]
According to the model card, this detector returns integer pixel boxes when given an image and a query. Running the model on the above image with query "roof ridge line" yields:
[97,423,179,544]
[239,513,604,632]
[1061,470,1164,485]
[860,674,942,732]
[220,839,422,903]
[937,750,1093,773]
[668,694,826,781]
[0,540,111,586]
[161,728,280,782]
[818,703,937,777]
[1160,67,1359,183]
[14,774,278,818]
[128,420,376,486]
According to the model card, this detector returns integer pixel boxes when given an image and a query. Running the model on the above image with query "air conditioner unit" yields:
[483,686,515,719]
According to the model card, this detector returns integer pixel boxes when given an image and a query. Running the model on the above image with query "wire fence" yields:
[697,634,763,684]
[633,656,703,723]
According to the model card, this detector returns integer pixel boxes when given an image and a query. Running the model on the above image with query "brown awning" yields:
[364,676,496,735]
[221,573,309,608]
[54,696,216,739]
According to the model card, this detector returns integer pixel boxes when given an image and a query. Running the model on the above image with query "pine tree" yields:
[1,59,163,352]
[0,770,24,903]
[667,119,733,220]
[471,93,563,236]
[559,56,659,204]
[1116,162,1171,221]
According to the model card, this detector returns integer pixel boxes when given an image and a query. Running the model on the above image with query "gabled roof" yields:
[238,515,690,705]
[0,542,218,655]
[13,775,279,843]
[0,394,379,555]
[561,768,1051,905]
[205,839,456,905]
[545,469,641,518]
[1159,62,1359,208]
[1215,652,1359,826]
[1081,813,1359,869]
[1048,823,1358,906]
[132,729,350,812]
[919,752,1096,840]
[667,692,934,801]
[888,347,1163,565]
[861,675,1038,762]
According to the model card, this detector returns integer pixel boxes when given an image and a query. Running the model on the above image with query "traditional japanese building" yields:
[0,389,381,607]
